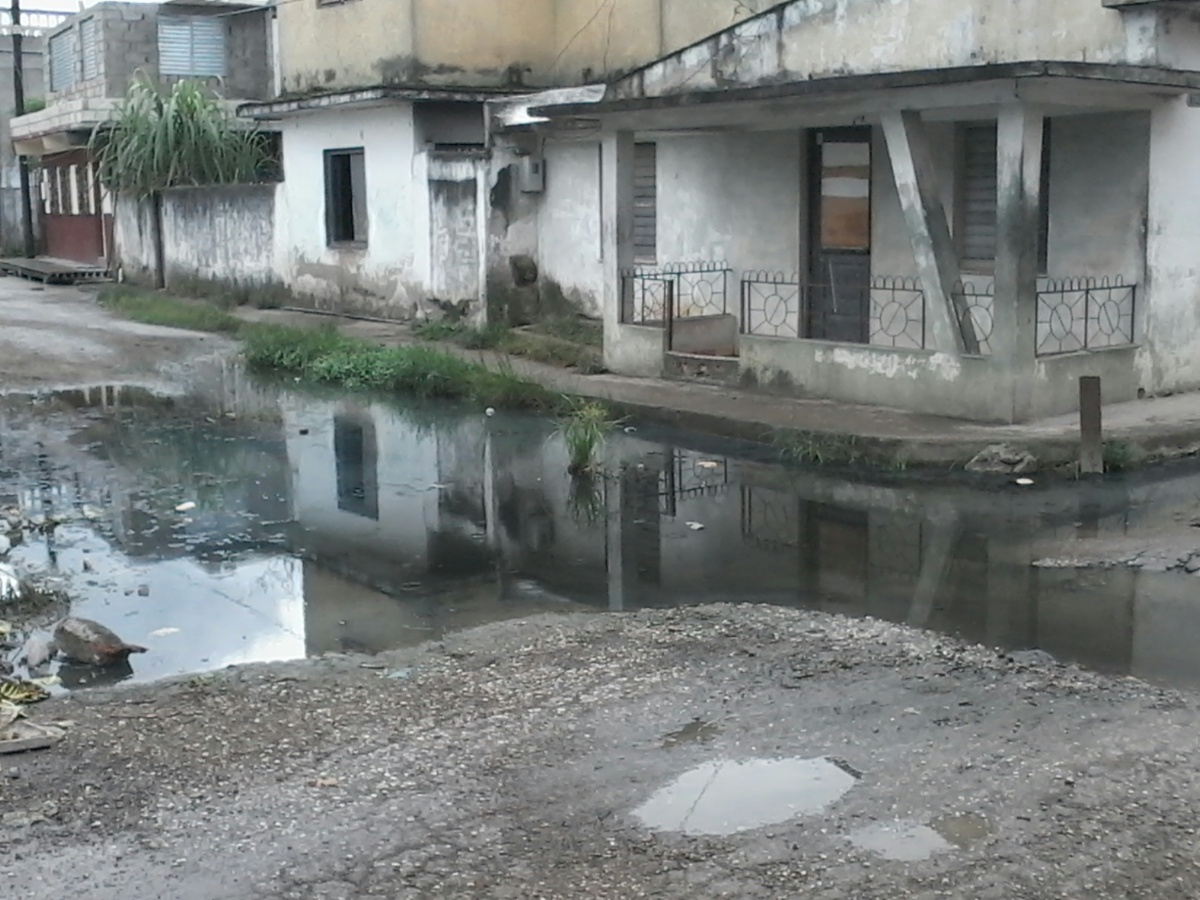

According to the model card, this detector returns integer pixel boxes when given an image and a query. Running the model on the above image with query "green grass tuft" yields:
[557,398,620,475]
[99,287,241,333]
[774,429,865,467]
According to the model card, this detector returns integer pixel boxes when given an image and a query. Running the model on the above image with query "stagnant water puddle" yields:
[5,364,1200,691]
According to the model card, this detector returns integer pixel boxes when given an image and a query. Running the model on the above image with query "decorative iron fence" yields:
[1036,277,1136,356]
[951,280,995,356]
[740,273,928,349]
[621,261,732,326]
[0,9,69,36]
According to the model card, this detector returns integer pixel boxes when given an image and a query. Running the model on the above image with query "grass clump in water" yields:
[557,398,620,475]
[99,287,241,333]
[774,429,865,467]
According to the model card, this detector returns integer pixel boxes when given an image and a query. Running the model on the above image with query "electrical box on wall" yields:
[518,155,545,193]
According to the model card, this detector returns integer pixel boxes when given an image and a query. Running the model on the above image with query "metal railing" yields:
[951,280,995,356]
[0,9,70,36]
[740,272,928,349]
[621,261,732,326]
[1036,277,1136,356]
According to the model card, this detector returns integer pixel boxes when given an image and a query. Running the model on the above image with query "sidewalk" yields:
[235,307,1200,468]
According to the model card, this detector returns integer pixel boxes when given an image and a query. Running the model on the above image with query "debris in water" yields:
[19,635,55,669]
[54,618,148,667]
[624,426,637,434]
[0,564,18,602]
[1015,478,1035,486]
[149,627,181,638]
[175,501,197,513]
[137,585,150,597]
[485,407,496,417]
[661,719,721,749]
[686,522,706,531]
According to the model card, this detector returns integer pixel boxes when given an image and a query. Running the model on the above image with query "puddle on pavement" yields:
[632,757,858,836]
[848,813,992,861]
[6,366,1200,691]
[661,719,722,749]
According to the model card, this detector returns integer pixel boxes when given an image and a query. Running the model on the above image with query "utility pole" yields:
[11,0,34,258]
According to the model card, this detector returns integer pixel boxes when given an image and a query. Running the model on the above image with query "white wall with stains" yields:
[536,140,605,316]
[275,103,433,319]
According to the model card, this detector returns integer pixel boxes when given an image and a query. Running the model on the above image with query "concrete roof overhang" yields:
[530,62,1200,133]
[240,85,522,121]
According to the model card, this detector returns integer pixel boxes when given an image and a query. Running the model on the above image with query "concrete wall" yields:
[48,2,271,103]
[535,140,603,316]
[160,184,279,290]
[114,184,279,291]
[276,0,776,95]
[427,152,487,319]
[616,0,1165,100]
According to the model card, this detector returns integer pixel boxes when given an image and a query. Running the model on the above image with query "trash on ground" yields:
[19,635,56,669]
[309,776,340,788]
[0,677,50,704]
[0,619,11,637]
[29,675,61,688]
[696,460,720,470]
[174,501,197,513]
[54,617,148,667]
[0,715,68,754]
[386,668,414,680]
[686,522,706,531]
[358,662,386,670]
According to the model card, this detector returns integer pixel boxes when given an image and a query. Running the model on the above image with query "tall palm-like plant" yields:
[90,75,272,196]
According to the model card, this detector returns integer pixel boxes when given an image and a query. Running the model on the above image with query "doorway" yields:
[807,128,872,343]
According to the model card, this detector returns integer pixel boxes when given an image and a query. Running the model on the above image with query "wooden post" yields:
[1079,376,1104,475]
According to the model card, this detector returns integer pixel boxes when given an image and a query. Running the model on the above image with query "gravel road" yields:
[3,605,1199,899]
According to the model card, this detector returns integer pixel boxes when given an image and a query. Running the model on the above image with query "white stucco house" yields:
[487,0,1200,424]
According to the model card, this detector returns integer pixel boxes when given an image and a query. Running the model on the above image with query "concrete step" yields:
[665,351,741,386]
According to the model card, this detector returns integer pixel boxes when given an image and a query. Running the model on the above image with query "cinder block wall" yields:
[48,1,271,103]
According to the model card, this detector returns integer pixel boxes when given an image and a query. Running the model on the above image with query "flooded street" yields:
[7,361,1200,899]
[6,363,1200,690]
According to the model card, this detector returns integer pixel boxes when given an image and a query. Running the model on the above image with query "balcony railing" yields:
[0,9,70,36]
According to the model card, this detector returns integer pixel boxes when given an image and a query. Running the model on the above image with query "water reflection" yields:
[4,368,1200,691]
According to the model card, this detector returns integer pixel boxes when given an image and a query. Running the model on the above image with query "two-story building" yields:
[9,0,274,267]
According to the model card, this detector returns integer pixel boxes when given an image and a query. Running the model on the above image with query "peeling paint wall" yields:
[275,103,432,318]
[535,140,604,316]
[159,184,279,290]
[617,0,1165,100]
[277,0,774,95]
[428,152,487,319]
[112,192,160,285]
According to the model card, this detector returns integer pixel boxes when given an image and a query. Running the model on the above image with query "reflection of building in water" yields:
[334,413,379,520]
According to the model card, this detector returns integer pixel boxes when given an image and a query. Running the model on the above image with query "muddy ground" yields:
[3,606,1200,899]
[0,281,232,390]
[5,284,1200,898]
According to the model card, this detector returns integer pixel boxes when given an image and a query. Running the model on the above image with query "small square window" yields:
[324,148,367,246]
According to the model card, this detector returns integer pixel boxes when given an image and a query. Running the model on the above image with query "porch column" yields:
[601,131,635,368]
[993,104,1045,422]
[881,110,976,354]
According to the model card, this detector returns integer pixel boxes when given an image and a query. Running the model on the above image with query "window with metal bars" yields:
[957,122,1051,271]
